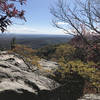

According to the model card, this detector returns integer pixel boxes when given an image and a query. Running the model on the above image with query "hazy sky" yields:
[8,0,65,35]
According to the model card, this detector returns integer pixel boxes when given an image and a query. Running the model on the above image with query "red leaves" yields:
[10,0,26,5]
[0,0,26,32]
[3,3,14,10]
[19,10,24,17]
[8,3,14,8]
[19,0,26,5]
[0,0,27,17]
[3,3,8,11]
[12,7,18,16]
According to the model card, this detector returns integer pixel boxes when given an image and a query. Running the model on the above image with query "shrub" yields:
[37,45,56,60]
[55,44,76,61]
[9,44,41,70]
[86,44,100,62]
[74,47,87,62]
[56,60,100,93]
[37,43,76,62]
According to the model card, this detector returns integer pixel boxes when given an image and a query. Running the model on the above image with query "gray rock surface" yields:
[36,59,59,76]
[0,51,59,100]
[78,94,100,100]
[39,59,59,70]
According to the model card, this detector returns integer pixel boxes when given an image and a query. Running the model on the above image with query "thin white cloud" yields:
[7,25,66,35]
[7,25,38,34]
[56,22,68,25]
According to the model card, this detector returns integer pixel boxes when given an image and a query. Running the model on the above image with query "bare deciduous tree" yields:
[50,0,100,44]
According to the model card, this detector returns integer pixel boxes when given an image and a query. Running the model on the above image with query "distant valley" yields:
[0,34,72,50]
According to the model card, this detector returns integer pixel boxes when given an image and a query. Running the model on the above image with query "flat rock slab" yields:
[78,94,100,100]
[39,59,59,70]
[0,52,59,96]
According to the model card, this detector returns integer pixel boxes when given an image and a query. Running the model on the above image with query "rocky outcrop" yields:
[0,51,59,100]
[0,51,100,100]
[37,59,59,76]
[78,94,100,100]
[39,59,59,70]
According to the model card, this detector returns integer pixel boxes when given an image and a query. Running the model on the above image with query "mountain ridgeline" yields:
[0,34,72,50]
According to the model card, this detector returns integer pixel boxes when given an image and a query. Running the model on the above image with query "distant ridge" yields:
[0,34,72,50]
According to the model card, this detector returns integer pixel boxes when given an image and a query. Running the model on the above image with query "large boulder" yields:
[0,51,59,100]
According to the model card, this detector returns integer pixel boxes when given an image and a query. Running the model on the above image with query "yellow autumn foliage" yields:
[58,59,100,91]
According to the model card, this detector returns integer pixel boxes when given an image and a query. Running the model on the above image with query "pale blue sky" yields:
[8,0,66,35]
